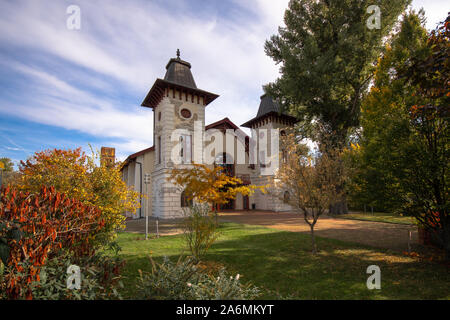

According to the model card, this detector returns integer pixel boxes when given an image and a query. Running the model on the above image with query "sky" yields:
[0,0,448,166]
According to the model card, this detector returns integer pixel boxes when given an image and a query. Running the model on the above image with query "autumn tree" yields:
[0,158,19,187]
[265,0,410,214]
[346,11,429,212]
[349,12,449,260]
[395,13,449,260]
[0,158,14,172]
[274,131,346,254]
[169,164,260,208]
[16,148,140,242]
[169,164,261,261]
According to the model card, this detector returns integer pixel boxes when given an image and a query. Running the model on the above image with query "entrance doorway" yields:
[243,196,249,210]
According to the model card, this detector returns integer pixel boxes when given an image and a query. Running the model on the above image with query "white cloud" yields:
[0,0,445,157]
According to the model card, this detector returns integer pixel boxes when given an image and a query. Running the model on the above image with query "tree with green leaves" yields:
[346,10,429,212]
[0,158,16,187]
[0,158,14,172]
[349,11,449,260]
[265,0,410,214]
[395,13,449,260]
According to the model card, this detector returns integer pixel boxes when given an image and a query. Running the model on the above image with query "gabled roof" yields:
[120,146,154,170]
[206,117,251,154]
[205,117,240,130]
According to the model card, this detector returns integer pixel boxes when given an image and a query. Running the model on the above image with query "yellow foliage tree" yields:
[16,147,140,242]
[169,163,262,262]
[275,132,346,254]
[168,163,261,209]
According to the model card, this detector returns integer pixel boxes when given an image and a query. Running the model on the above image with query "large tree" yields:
[396,13,449,260]
[346,11,429,212]
[349,12,449,260]
[265,0,410,213]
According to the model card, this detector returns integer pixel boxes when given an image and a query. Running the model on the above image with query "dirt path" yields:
[218,211,418,252]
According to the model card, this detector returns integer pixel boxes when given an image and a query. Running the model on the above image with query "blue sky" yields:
[0,0,447,166]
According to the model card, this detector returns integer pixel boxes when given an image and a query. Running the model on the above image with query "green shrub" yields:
[189,269,260,300]
[36,253,122,300]
[181,204,219,262]
[1,250,124,300]
[137,256,260,300]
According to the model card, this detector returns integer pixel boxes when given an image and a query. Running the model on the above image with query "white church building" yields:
[121,51,298,219]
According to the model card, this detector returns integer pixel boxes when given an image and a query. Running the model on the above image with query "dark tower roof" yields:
[141,50,218,109]
[256,94,284,117]
[164,57,197,89]
[241,94,298,128]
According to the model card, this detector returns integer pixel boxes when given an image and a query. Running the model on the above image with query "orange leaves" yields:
[1,185,106,299]
[17,147,140,238]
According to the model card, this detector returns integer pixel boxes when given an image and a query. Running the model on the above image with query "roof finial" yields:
[176,48,180,59]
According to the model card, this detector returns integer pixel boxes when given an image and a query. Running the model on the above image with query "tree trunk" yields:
[443,223,450,262]
[310,225,318,254]
[329,199,348,215]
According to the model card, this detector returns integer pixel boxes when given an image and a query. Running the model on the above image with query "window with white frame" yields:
[158,136,162,164]
[179,134,192,164]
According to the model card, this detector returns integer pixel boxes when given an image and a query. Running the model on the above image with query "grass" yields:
[338,211,416,225]
[114,223,449,300]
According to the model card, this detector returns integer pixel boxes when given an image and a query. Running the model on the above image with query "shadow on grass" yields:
[116,223,450,300]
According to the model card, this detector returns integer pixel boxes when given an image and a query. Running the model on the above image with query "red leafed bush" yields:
[0,185,106,299]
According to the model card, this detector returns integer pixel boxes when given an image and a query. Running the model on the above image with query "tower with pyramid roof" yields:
[141,50,218,218]
[242,94,298,211]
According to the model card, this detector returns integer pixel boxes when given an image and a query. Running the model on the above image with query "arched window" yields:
[283,191,290,203]
[181,190,193,208]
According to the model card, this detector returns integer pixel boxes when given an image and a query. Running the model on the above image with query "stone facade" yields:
[121,54,296,219]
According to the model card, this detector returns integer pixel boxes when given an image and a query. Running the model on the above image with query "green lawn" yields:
[115,223,449,300]
[339,211,416,225]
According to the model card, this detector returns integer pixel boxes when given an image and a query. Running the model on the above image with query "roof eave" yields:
[141,79,219,109]
[120,146,155,171]
[241,112,299,128]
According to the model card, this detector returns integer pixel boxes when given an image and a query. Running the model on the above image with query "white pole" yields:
[156,217,159,238]
[145,182,148,240]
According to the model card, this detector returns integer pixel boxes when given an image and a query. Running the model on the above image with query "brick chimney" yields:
[100,147,115,167]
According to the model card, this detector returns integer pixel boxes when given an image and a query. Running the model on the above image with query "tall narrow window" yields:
[158,136,162,164]
[282,149,288,164]
[283,191,290,203]
[181,190,193,208]
[259,150,266,168]
[179,134,192,164]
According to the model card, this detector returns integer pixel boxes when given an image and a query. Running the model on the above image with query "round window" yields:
[180,108,191,119]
